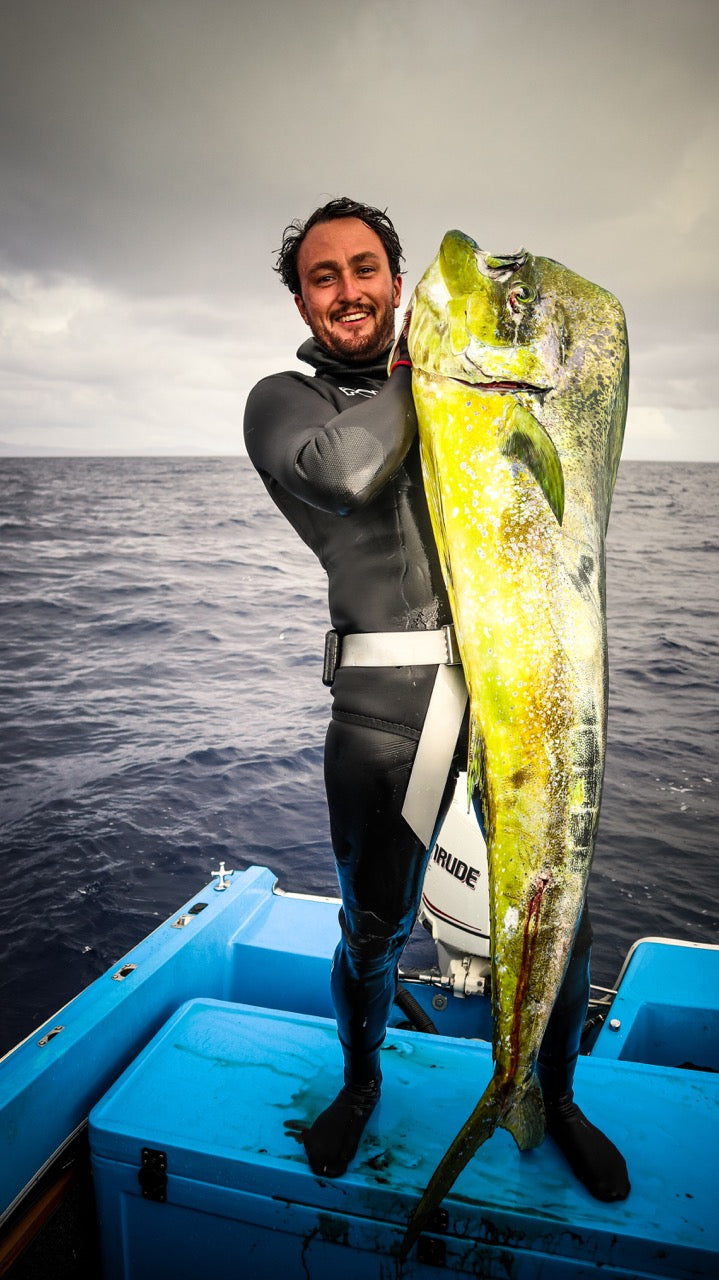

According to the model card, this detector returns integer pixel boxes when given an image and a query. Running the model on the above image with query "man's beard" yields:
[313,297,396,362]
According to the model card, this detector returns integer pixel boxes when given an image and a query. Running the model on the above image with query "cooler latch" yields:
[138,1147,167,1202]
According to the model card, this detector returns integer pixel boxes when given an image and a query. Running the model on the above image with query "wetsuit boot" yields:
[544,1092,630,1202]
[303,1077,381,1178]
[539,939,630,1202]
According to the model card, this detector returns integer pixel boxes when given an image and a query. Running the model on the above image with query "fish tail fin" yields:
[499,1073,546,1151]
[400,1079,503,1260]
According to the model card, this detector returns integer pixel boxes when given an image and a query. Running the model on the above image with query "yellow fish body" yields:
[401,232,628,1253]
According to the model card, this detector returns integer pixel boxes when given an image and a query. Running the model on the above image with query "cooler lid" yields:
[89,998,717,1277]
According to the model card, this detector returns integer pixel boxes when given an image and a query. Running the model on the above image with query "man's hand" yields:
[389,306,413,373]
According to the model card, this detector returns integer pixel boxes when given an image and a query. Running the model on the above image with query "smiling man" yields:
[244,196,457,1177]
[243,197,629,1203]
[293,215,401,361]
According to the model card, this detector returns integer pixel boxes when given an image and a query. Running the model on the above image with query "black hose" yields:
[394,984,439,1034]
[580,1012,606,1051]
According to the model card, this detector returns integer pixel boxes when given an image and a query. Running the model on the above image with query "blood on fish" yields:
[509,875,551,1076]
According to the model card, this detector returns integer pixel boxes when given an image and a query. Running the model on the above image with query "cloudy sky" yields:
[1,0,716,459]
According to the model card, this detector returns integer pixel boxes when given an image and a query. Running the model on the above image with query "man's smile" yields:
[335,310,373,325]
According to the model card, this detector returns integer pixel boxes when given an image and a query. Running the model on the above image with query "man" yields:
[243,197,629,1201]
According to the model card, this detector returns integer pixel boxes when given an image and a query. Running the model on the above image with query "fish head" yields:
[408,230,560,393]
[407,229,628,521]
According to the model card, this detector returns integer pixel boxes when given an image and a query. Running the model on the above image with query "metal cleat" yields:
[210,861,234,892]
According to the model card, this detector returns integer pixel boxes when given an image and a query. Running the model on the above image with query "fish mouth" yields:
[416,366,554,399]
[456,376,553,396]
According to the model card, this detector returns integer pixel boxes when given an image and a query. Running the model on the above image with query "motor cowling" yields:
[419,775,491,995]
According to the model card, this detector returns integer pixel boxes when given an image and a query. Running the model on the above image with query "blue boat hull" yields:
[2,865,718,1278]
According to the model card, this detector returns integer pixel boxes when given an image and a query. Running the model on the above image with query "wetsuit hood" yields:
[297,337,392,381]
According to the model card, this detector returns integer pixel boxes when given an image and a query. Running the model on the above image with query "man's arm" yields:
[243,367,416,516]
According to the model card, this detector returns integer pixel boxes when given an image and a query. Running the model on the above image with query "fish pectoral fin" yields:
[500,401,565,525]
[499,1074,546,1151]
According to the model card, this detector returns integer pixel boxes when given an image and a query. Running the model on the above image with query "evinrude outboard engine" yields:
[418,775,491,996]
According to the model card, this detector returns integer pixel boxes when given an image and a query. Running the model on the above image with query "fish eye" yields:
[508,284,535,314]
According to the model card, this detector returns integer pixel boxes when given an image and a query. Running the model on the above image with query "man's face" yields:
[294,217,402,361]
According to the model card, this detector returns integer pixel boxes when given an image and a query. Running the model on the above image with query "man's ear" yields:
[294,294,310,326]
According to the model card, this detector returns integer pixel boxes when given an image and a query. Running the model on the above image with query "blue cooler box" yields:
[89,999,716,1279]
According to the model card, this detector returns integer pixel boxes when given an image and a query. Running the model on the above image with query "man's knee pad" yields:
[338,905,409,965]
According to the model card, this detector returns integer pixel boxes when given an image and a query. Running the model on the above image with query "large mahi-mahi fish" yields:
[401,231,628,1254]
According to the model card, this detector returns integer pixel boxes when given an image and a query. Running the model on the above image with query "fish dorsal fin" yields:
[500,402,565,525]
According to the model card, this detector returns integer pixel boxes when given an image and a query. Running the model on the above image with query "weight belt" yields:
[326,625,468,848]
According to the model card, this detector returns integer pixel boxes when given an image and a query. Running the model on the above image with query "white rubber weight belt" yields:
[339,626,468,849]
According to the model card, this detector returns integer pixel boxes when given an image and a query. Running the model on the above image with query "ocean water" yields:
[1,456,717,1057]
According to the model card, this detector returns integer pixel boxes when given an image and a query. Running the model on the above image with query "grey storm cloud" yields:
[0,0,717,456]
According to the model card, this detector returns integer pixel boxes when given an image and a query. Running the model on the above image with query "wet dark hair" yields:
[274,196,405,296]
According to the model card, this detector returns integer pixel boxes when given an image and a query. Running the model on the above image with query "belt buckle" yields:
[443,624,461,666]
[322,630,341,686]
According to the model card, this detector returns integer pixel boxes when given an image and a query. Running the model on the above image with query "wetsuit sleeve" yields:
[243,367,416,516]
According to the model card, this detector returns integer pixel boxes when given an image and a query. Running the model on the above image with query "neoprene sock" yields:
[546,1095,630,1202]
[303,1080,380,1178]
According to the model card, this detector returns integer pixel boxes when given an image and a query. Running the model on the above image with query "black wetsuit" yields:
[244,338,590,1092]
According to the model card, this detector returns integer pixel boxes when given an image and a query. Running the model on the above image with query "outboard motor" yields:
[418,775,491,996]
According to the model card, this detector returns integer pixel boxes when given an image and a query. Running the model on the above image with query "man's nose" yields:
[336,270,361,301]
